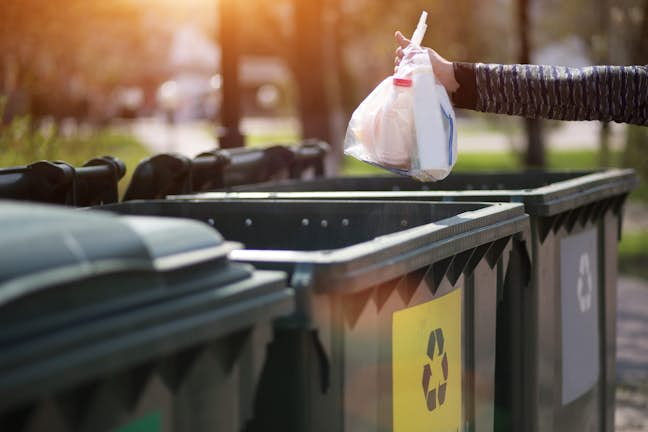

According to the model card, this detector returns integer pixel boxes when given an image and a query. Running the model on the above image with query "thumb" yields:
[394,31,410,49]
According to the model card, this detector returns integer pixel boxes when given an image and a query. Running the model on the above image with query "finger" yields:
[394,56,400,66]
[395,31,410,48]
[395,46,404,59]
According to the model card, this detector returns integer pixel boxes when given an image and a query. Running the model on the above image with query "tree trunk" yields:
[622,0,648,180]
[633,0,648,62]
[599,122,610,167]
[293,0,332,145]
[517,0,545,168]
[218,0,244,148]
[598,0,610,167]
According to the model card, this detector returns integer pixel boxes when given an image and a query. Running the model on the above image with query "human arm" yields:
[395,32,648,126]
[459,63,648,125]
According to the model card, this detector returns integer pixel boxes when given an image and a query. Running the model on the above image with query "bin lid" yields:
[0,202,292,410]
[0,201,237,302]
[0,201,243,344]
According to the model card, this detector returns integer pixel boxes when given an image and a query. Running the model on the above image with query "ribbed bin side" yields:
[174,169,637,432]
[100,199,530,432]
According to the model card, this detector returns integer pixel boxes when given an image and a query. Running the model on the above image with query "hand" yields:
[394,31,459,94]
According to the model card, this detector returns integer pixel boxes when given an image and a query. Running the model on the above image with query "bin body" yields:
[187,169,637,432]
[102,199,530,432]
[0,202,292,432]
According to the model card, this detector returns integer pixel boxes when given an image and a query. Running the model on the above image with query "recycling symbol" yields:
[576,252,593,313]
[421,328,448,411]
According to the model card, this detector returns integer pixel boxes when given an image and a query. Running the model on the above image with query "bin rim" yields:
[99,199,529,294]
[172,168,638,217]
[219,200,530,294]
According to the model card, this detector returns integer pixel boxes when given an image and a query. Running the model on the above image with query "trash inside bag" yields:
[344,12,457,181]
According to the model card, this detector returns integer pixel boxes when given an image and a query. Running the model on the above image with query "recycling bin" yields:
[186,169,638,432]
[100,199,530,432]
[0,201,292,432]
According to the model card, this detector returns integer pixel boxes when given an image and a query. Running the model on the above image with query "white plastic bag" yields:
[344,12,458,181]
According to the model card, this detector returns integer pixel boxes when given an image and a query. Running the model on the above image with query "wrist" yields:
[438,60,460,93]
[426,48,459,94]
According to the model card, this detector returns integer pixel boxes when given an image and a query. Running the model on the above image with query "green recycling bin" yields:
[100,199,530,432]
[184,168,638,432]
[0,201,292,432]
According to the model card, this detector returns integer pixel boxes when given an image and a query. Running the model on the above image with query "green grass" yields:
[342,148,646,201]
[0,117,151,198]
[619,230,648,280]
[343,149,624,174]
[245,132,300,148]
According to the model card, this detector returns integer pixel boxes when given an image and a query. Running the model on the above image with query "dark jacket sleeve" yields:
[451,62,477,110]
[451,62,648,126]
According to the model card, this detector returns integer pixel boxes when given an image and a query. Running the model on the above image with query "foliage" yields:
[623,125,648,202]
[0,101,150,197]
[535,0,646,63]
[0,0,173,120]
[619,230,648,280]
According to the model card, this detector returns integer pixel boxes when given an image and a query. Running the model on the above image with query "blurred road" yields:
[129,116,301,156]
[130,117,627,157]
[616,275,648,432]
[130,117,217,156]
[457,119,627,153]
[618,275,648,383]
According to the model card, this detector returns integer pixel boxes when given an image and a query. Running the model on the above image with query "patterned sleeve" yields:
[452,63,648,126]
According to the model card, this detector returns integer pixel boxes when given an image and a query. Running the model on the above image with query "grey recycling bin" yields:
[185,169,638,432]
[0,201,292,432]
[100,199,530,432]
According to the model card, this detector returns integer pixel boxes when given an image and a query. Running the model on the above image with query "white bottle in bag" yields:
[408,12,457,180]
[372,78,414,168]
[412,66,456,179]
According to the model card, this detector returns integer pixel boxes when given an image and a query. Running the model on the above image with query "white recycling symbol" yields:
[576,252,593,313]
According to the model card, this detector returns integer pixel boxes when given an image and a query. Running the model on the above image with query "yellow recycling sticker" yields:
[393,288,462,432]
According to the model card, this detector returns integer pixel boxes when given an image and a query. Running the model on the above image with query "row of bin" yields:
[0,140,329,206]
[0,167,638,432]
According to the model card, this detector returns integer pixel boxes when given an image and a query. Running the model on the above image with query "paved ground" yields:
[130,117,217,156]
[623,202,648,233]
[616,275,648,431]
[129,116,628,156]
[129,117,301,156]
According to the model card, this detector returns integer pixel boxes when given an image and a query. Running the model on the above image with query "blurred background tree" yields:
[0,0,645,173]
[0,0,173,125]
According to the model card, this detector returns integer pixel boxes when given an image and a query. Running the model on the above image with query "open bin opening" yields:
[223,170,596,192]
[100,200,493,252]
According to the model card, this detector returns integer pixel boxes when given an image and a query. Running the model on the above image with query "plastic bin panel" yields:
[100,200,529,432]
[560,227,599,405]
[179,169,636,432]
